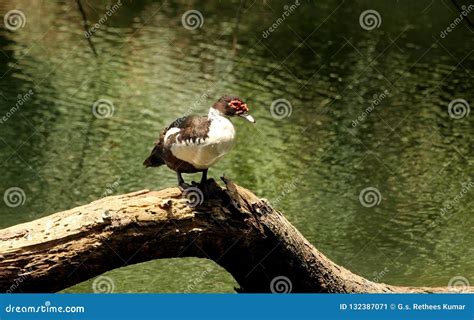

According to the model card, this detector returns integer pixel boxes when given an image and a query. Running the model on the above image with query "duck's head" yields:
[212,95,255,123]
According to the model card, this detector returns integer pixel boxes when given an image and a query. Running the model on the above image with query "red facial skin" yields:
[229,99,249,114]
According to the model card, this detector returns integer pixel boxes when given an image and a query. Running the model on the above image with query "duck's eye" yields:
[229,100,241,108]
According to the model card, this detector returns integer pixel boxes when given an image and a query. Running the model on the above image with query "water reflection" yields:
[0,0,472,292]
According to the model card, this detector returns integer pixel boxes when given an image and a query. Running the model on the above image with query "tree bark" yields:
[0,178,471,293]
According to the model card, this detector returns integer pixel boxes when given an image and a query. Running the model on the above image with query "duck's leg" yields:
[199,169,209,196]
[200,169,208,185]
[177,171,190,191]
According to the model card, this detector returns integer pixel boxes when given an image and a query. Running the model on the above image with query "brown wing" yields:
[143,116,209,167]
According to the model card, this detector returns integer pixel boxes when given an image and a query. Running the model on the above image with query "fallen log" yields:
[0,178,471,293]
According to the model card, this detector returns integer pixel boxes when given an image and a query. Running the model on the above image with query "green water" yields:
[0,0,472,293]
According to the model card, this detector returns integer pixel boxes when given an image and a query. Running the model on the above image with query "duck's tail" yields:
[143,145,165,167]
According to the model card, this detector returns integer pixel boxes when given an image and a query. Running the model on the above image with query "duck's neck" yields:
[208,107,225,120]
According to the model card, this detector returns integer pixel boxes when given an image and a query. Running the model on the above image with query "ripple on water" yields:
[0,0,472,292]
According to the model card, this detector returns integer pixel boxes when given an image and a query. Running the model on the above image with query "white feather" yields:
[170,112,235,169]
[164,127,181,143]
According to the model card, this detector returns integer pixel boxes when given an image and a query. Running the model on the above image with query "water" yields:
[0,0,472,293]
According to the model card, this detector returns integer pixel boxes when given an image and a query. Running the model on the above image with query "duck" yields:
[143,95,255,190]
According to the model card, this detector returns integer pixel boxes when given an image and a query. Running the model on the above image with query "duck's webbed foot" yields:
[187,169,210,197]
[178,183,192,191]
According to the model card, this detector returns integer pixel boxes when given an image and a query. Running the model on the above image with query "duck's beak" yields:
[239,113,256,123]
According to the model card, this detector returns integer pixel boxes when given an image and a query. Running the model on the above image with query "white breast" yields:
[170,116,235,169]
